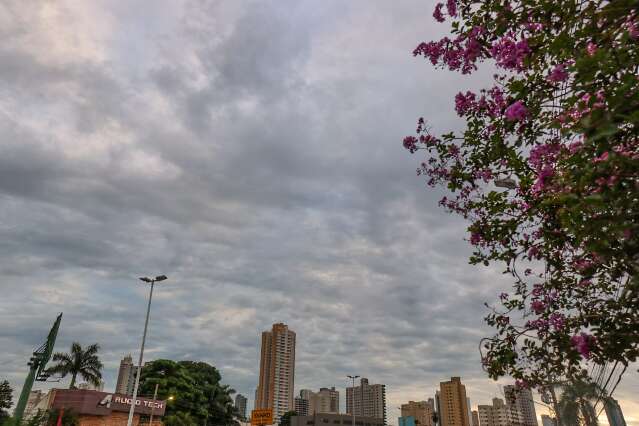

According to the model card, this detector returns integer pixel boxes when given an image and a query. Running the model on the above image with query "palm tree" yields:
[558,380,604,426]
[46,342,103,389]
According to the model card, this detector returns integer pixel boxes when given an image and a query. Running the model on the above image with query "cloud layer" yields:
[0,1,636,424]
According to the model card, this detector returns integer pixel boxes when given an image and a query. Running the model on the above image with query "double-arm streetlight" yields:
[347,375,360,426]
[126,275,168,426]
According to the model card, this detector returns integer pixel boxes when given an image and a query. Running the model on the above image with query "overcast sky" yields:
[0,1,636,425]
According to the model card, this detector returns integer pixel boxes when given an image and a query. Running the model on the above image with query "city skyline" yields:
[0,1,637,425]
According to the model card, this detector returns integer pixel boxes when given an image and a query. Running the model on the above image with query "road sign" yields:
[251,408,273,426]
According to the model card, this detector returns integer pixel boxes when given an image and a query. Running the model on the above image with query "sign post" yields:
[251,408,273,426]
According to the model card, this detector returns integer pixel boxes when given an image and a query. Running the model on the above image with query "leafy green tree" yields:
[46,343,103,389]
[139,359,238,426]
[279,411,298,426]
[0,380,12,423]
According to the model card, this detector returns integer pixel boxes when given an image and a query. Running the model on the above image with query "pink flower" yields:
[571,332,596,359]
[491,35,530,71]
[499,292,509,301]
[455,91,477,116]
[505,101,527,121]
[593,151,609,163]
[586,42,597,56]
[626,16,639,39]
[433,3,445,22]
[403,136,418,153]
[515,379,530,389]
[446,0,457,17]
[549,313,565,331]
[530,300,546,314]
[470,231,482,245]
[547,64,568,82]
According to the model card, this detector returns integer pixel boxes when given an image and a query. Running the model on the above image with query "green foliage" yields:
[46,343,103,389]
[279,411,298,426]
[0,380,12,421]
[140,359,239,426]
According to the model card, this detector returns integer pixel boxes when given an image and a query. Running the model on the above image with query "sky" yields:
[0,1,636,425]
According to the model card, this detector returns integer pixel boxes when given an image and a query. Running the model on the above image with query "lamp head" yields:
[155,275,168,282]
[139,277,152,283]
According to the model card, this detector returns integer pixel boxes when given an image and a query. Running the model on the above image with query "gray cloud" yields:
[1,0,637,425]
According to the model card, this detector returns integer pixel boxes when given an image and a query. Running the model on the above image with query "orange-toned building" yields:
[47,388,165,426]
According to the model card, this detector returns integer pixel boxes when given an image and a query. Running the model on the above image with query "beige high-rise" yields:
[478,398,522,426]
[504,385,538,426]
[255,323,296,422]
[401,400,434,426]
[439,377,470,426]
[346,378,387,423]
[115,354,138,395]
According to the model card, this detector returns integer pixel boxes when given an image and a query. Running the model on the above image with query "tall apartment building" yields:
[604,398,627,426]
[439,377,470,426]
[296,387,339,415]
[401,400,434,426]
[471,411,480,426]
[115,354,138,395]
[504,385,538,426]
[235,394,247,420]
[255,323,296,422]
[346,377,387,424]
[478,398,521,426]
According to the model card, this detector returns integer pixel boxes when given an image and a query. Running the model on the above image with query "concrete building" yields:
[605,398,627,426]
[235,394,248,420]
[24,390,54,420]
[346,378,387,424]
[255,323,296,423]
[477,398,520,426]
[296,395,310,416]
[439,377,470,426]
[78,381,104,391]
[401,400,434,426]
[471,411,479,426]
[540,415,557,426]
[115,354,138,396]
[291,413,385,426]
[504,386,537,426]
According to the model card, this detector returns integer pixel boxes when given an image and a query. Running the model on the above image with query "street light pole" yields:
[126,275,168,426]
[148,383,159,426]
[347,375,360,426]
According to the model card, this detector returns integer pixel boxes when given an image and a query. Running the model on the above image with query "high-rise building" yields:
[439,377,470,426]
[115,354,138,395]
[604,398,627,426]
[77,381,104,391]
[478,398,521,426]
[346,377,387,424]
[295,395,310,416]
[471,410,480,426]
[401,400,434,426]
[504,385,538,426]
[540,415,557,426]
[235,394,247,420]
[255,323,296,422]
[435,391,442,423]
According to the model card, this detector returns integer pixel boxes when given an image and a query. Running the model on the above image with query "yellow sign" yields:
[251,408,273,425]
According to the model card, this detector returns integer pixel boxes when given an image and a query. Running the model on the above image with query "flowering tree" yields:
[403,0,639,390]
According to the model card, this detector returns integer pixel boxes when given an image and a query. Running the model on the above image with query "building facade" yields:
[471,411,480,426]
[346,378,387,424]
[504,385,538,426]
[439,377,470,426]
[540,415,557,426]
[115,354,138,396]
[235,394,248,420]
[604,398,627,426]
[291,413,385,426]
[296,395,310,416]
[399,416,417,426]
[255,323,296,422]
[477,398,521,426]
[401,400,434,426]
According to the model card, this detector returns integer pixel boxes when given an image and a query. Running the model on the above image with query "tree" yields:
[403,0,639,389]
[22,408,79,426]
[0,380,13,424]
[279,411,298,426]
[139,359,239,426]
[46,342,103,389]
